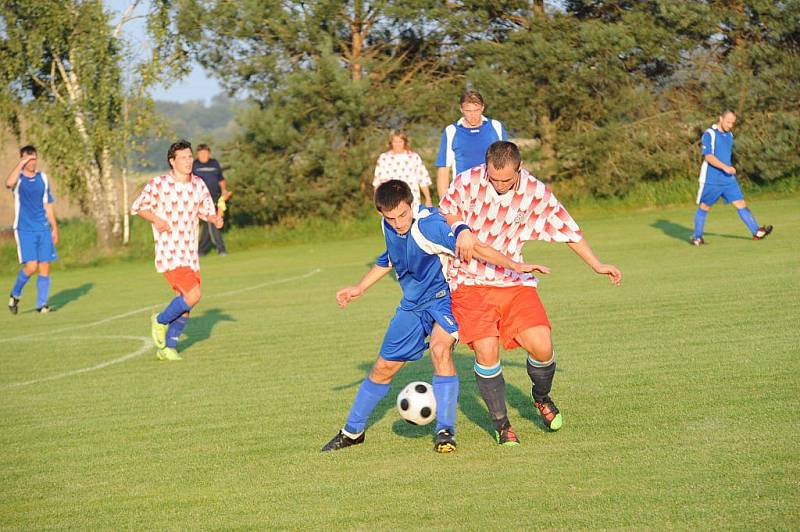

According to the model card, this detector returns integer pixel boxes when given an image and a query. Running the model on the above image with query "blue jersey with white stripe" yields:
[435,117,507,178]
[12,171,54,231]
[375,207,457,311]
[700,125,735,185]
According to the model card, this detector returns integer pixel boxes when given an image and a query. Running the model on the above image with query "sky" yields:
[105,0,222,104]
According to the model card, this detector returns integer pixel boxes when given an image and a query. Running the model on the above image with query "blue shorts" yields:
[15,230,57,264]
[379,294,459,362]
[697,180,744,206]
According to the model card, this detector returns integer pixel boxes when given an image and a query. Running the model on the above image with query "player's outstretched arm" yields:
[472,243,550,275]
[436,167,451,202]
[567,239,622,286]
[336,264,392,309]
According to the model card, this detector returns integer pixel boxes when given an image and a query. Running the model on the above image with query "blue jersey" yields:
[435,116,507,179]
[699,125,735,186]
[12,171,54,232]
[375,207,457,311]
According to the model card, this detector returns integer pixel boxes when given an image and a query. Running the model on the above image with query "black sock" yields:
[527,357,556,403]
[474,372,509,431]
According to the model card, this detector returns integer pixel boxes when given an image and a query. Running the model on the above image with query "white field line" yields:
[0,269,321,389]
[1,335,151,389]
[0,268,321,343]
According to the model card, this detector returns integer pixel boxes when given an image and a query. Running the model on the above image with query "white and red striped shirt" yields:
[131,174,216,273]
[439,165,583,289]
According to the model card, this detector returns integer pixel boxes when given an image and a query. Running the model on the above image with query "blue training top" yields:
[375,207,457,311]
[699,125,735,185]
[12,171,54,232]
[435,116,507,179]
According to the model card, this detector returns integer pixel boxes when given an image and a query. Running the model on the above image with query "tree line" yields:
[2,0,798,243]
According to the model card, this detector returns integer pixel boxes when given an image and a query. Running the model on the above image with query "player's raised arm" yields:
[472,242,550,275]
[567,239,622,286]
[336,263,392,309]
[5,155,34,189]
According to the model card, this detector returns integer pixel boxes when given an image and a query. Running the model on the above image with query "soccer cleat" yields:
[151,313,168,349]
[434,429,457,453]
[320,430,365,452]
[156,347,183,361]
[495,423,520,446]
[8,295,19,315]
[533,395,563,431]
[690,236,705,246]
[753,225,773,240]
[36,305,52,314]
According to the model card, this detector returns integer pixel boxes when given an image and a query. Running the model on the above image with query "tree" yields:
[0,0,187,249]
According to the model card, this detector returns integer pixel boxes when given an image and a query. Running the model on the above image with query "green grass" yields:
[1,195,798,529]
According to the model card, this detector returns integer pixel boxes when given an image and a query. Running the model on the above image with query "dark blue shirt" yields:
[192,158,224,201]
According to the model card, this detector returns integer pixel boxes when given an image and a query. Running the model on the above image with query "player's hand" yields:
[594,263,622,286]
[153,217,171,233]
[21,154,36,166]
[455,229,477,263]
[336,286,363,308]
[727,165,737,175]
[51,227,59,245]
[214,215,224,229]
[512,262,550,275]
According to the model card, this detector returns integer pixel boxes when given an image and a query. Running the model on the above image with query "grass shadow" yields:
[48,282,94,310]
[652,218,751,243]
[181,308,236,351]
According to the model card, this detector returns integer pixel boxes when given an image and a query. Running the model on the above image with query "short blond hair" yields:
[388,129,410,149]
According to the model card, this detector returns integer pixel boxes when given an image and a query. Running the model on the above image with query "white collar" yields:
[457,116,488,128]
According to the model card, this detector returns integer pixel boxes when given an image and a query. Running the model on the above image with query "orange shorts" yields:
[163,267,201,296]
[451,285,550,350]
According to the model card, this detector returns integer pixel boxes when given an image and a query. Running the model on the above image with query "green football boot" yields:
[156,347,182,361]
[533,394,563,431]
[494,423,520,446]
[151,313,168,349]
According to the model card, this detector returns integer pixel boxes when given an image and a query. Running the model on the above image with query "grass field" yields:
[1,196,798,529]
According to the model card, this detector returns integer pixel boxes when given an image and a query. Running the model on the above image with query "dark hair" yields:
[460,90,485,107]
[20,145,37,157]
[374,180,413,212]
[196,143,211,152]
[486,141,521,170]
[167,140,193,168]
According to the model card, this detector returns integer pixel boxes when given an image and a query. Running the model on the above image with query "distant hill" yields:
[133,94,242,171]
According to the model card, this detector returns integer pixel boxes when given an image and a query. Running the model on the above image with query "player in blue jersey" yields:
[692,110,772,246]
[321,180,547,453]
[5,145,59,314]
[435,90,508,199]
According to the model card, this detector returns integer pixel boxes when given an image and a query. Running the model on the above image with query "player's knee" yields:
[429,341,452,364]
[23,262,38,275]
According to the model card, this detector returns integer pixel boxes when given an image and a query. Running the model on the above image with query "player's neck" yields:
[169,170,191,183]
[21,169,37,178]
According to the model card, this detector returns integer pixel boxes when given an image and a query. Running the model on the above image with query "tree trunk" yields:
[350,2,363,81]
[535,104,557,181]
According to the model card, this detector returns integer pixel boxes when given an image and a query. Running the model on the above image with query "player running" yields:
[691,110,772,245]
[6,145,59,314]
[131,140,223,361]
[322,179,547,454]
[440,141,622,445]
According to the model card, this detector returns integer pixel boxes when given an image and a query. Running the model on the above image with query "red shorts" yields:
[451,285,550,350]
[163,267,201,296]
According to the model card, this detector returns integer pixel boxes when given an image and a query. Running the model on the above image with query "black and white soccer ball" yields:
[396,381,437,426]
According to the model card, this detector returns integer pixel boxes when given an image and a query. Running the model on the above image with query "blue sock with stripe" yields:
[166,315,189,348]
[344,378,390,436]
[693,208,708,239]
[737,207,759,235]
[11,270,30,298]
[36,275,50,308]
[433,374,459,434]
[157,295,192,325]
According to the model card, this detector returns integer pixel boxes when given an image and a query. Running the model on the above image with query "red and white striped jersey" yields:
[439,165,583,289]
[131,174,216,273]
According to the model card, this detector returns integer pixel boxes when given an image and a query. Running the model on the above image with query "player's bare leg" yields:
[517,326,562,431]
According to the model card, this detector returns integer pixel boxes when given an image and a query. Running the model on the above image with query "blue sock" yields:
[693,208,708,239]
[11,270,30,298]
[36,275,50,308]
[737,207,759,235]
[433,374,459,434]
[344,378,391,435]
[166,315,189,348]
[157,295,192,324]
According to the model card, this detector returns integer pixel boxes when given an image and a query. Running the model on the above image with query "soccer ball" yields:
[396,381,436,425]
